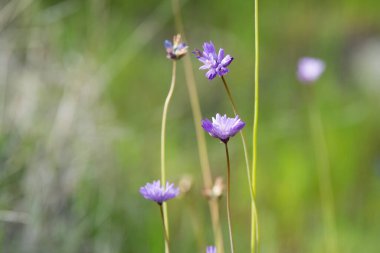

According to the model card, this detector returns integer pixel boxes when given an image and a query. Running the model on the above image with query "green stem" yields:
[160,61,177,253]
[221,75,259,252]
[220,76,254,201]
[170,1,225,252]
[308,99,338,253]
[251,0,260,251]
[159,204,171,253]
[224,143,234,253]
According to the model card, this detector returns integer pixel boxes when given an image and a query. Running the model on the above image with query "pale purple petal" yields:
[177,43,187,50]
[203,42,216,55]
[221,55,233,67]
[206,246,217,253]
[202,114,245,143]
[194,41,233,79]
[206,69,217,80]
[140,180,180,204]
[202,119,214,132]
[216,66,229,76]
[297,57,325,84]
[217,49,225,62]
[164,40,172,49]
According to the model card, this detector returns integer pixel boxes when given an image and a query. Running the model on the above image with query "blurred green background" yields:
[0,0,380,252]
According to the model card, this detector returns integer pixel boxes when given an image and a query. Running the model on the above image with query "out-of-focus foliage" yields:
[0,0,379,252]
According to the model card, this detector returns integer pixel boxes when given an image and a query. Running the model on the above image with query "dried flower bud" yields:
[178,175,193,195]
[164,34,188,60]
[203,177,224,199]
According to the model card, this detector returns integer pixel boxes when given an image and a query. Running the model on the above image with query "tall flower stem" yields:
[159,204,171,253]
[251,0,260,251]
[160,60,177,253]
[224,143,235,253]
[306,91,338,253]
[220,76,254,199]
[221,76,259,252]
[170,0,225,252]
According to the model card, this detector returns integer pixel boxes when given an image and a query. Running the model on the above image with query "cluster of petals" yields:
[297,57,325,84]
[193,41,233,80]
[164,34,188,60]
[202,113,245,143]
[140,180,179,205]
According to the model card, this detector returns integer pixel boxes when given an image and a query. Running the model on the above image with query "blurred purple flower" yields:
[193,41,233,80]
[206,246,216,253]
[140,180,180,205]
[202,113,245,143]
[164,34,188,60]
[297,57,325,84]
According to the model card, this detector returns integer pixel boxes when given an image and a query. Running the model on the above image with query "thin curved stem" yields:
[160,61,177,253]
[224,143,234,253]
[159,204,170,253]
[251,0,260,251]
[220,76,254,201]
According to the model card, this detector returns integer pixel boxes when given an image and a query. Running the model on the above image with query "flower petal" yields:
[221,55,233,67]
[164,40,172,49]
[217,49,225,62]
[206,69,217,80]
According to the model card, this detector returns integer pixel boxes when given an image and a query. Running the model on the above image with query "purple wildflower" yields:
[202,113,245,143]
[206,246,217,253]
[140,180,180,205]
[193,41,234,80]
[297,57,325,84]
[164,34,188,60]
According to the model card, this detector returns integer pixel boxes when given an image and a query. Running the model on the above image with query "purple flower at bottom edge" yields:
[140,180,180,205]
[193,41,233,80]
[297,57,325,84]
[202,114,245,143]
[206,246,216,253]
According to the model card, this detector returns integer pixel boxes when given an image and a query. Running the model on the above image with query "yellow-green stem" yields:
[161,61,177,253]
[159,204,171,253]
[251,0,260,251]
[224,143,235,253]
[221,75,259,252]
[308,102,338,253]
[170,0,225,252]
[220,76,254,200]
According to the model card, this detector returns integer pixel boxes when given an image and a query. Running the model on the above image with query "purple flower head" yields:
[202,113,245,143]
[297,57,325,84]
[206,246,217,253]
[193,41,234,80]
[140,180,180,205]
[164,34,188,60]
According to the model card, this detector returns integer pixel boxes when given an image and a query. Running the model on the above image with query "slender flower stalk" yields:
[251,0,260,251]
[161,60,176,249]
[159,205,170,252]
[220,76,260,252]
[221,76,253,196]
[170,1,225,251]
[202,114,246,253]
[224,143,234,253]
